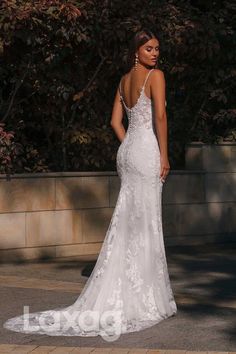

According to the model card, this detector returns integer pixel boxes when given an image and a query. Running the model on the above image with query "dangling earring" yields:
[134,54,139,70]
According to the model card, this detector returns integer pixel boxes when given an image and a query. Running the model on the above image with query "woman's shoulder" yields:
[150,68,165,77]
[150,69,165,84]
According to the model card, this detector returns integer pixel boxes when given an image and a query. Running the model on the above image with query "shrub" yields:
[0,123,20,174]
[0,0,235,173]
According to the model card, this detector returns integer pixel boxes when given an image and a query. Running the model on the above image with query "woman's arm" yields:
[110,86,126,143]
[150,69,170,180]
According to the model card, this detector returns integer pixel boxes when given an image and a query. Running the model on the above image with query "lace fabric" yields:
[3,69,177,338]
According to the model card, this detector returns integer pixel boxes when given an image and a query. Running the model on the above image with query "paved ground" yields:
[0,344,235,354]
[0,242,235,354]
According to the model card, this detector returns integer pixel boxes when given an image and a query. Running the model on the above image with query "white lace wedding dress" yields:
[3,69,177,339]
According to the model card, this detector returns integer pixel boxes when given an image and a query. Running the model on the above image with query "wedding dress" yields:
[3,68,177,339]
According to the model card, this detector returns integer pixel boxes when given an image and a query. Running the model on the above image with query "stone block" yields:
[26,210,82,247]
[185,142,204,170]
[70,348,97,354]
[20,246,56,260]
[82,208,114,243]
[163,202,235,238]
[55,242,102,258]
[205,173,236,202]
[0,245,56,262]
[178,203,233,235]
[0,344,19,352]
[0,178,55,213]
[0,212,25,249]
[204,144,235,172]
[7,345,38,353]
[56,177,109,209]
[162,205,181,236]
[178,203,216,235]
[226,203,236,232]
[185,142,236,172]
[109,176,121,207]
[208,202,236,233]
[163,173,205,204]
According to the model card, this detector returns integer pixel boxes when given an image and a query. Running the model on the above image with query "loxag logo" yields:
[22,306,123,341]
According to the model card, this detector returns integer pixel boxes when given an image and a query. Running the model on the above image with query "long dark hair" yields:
[125,28,159,72]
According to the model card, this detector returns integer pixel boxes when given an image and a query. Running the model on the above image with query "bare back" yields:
[119,69,153,110]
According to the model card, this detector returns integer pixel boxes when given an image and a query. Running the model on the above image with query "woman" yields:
[111,29,170,185]
[3,28,177,340]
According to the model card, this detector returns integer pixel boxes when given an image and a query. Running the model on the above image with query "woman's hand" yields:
[160,155,170,183]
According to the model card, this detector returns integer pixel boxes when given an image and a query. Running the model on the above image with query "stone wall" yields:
[0,143,235,260]
[183,141,235,244]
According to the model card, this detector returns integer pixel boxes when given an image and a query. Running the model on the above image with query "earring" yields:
[134,55,139,70]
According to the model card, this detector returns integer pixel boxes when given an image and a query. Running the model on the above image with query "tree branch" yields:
[2,61,31,122]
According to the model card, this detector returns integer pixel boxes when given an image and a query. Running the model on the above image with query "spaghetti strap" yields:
[142,69,154,90]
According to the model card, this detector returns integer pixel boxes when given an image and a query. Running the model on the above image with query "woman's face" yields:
[136,38,160,67]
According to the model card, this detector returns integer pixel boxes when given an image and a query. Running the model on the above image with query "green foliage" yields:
[0,0,235,173]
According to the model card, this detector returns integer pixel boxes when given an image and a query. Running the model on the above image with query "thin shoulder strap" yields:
[142,69,154,89]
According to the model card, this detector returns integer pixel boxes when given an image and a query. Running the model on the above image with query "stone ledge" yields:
[0,170,206,180]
